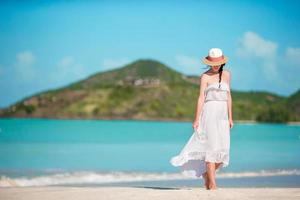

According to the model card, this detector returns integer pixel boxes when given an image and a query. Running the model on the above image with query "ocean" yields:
[0,118,299,188]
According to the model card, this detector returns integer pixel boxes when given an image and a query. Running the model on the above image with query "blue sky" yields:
[0,0,300,108]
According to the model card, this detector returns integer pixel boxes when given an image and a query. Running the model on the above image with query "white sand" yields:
[0,187,300,200]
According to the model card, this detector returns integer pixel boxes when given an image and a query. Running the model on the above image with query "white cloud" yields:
[236,31,277,58]
[58,56,75,67]
[285,47,300,66]
[15,50,37,81]
[101,58,130,70]
[236,31,278,80]
[175,54,200,74]
[50,56,85,83]
[16,51,36,65]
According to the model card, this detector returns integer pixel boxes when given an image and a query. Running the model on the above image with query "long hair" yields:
[218,63,225,88]
[204,63,226,88]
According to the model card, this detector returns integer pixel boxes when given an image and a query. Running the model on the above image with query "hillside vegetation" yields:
[0,59,299,123]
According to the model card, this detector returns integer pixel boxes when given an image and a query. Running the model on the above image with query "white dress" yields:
[170,81,230,178]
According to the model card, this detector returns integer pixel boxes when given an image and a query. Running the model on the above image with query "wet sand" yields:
[0,186,300,200]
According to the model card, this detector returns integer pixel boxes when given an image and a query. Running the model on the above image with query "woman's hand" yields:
[193,119,199,130]
[229,118,234,129]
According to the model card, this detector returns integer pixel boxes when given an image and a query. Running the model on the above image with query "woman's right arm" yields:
[193,74,207,128]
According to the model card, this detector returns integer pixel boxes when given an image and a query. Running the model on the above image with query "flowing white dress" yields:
[170,82,230,178]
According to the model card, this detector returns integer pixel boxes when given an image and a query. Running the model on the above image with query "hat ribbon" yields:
[206,55,224,62]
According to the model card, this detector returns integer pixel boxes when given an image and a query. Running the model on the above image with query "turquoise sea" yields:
[0,118,299,187]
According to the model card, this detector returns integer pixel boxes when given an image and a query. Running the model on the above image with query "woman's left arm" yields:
[227,71,234,128]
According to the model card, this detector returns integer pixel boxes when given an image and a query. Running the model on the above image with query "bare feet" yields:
[203,172,218,190]
[206,162,218,190]
[208,183,218,190]
[202,172,209,189]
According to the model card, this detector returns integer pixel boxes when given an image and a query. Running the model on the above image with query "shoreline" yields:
[1,174,300,188]
[0,186,299,200]
[0,116,300,125]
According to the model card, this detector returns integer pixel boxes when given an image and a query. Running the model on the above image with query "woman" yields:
[170,48,234,190]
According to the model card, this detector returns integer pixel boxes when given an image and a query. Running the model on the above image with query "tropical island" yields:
[0,59,299,123]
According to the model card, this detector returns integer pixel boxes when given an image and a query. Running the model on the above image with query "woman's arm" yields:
[227,71,233,127]
[193,74,207,124]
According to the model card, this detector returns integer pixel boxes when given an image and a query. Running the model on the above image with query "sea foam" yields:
[1,169,300,187]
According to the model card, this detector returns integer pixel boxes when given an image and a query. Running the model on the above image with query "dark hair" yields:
[218,63,225,88]
[203,63,226,88]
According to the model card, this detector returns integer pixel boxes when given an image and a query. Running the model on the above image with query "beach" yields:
[0,187,300,200]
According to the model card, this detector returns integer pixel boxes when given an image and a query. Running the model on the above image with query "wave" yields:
[1,169,300,187]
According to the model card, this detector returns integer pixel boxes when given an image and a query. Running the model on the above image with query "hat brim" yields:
[202,56,228,66]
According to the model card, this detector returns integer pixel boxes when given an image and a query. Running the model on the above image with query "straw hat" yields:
[202,48,228,66]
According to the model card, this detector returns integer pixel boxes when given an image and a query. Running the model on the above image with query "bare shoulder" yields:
[199,73,209,88]
[223,69,231,76]
[200,73,209,81]
[223,69,231,75]
[223,69,231,78]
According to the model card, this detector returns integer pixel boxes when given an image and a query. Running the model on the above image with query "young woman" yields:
[170,48,234,190]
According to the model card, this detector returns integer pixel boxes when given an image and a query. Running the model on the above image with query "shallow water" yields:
[0,118,299,187]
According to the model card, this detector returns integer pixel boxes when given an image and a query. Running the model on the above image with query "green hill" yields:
[0,59,299,123]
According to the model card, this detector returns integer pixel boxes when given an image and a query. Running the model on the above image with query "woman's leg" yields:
[206,162,217,189]
[215,162,222,171]
[204,162,222,190]
[202,171,209,189]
